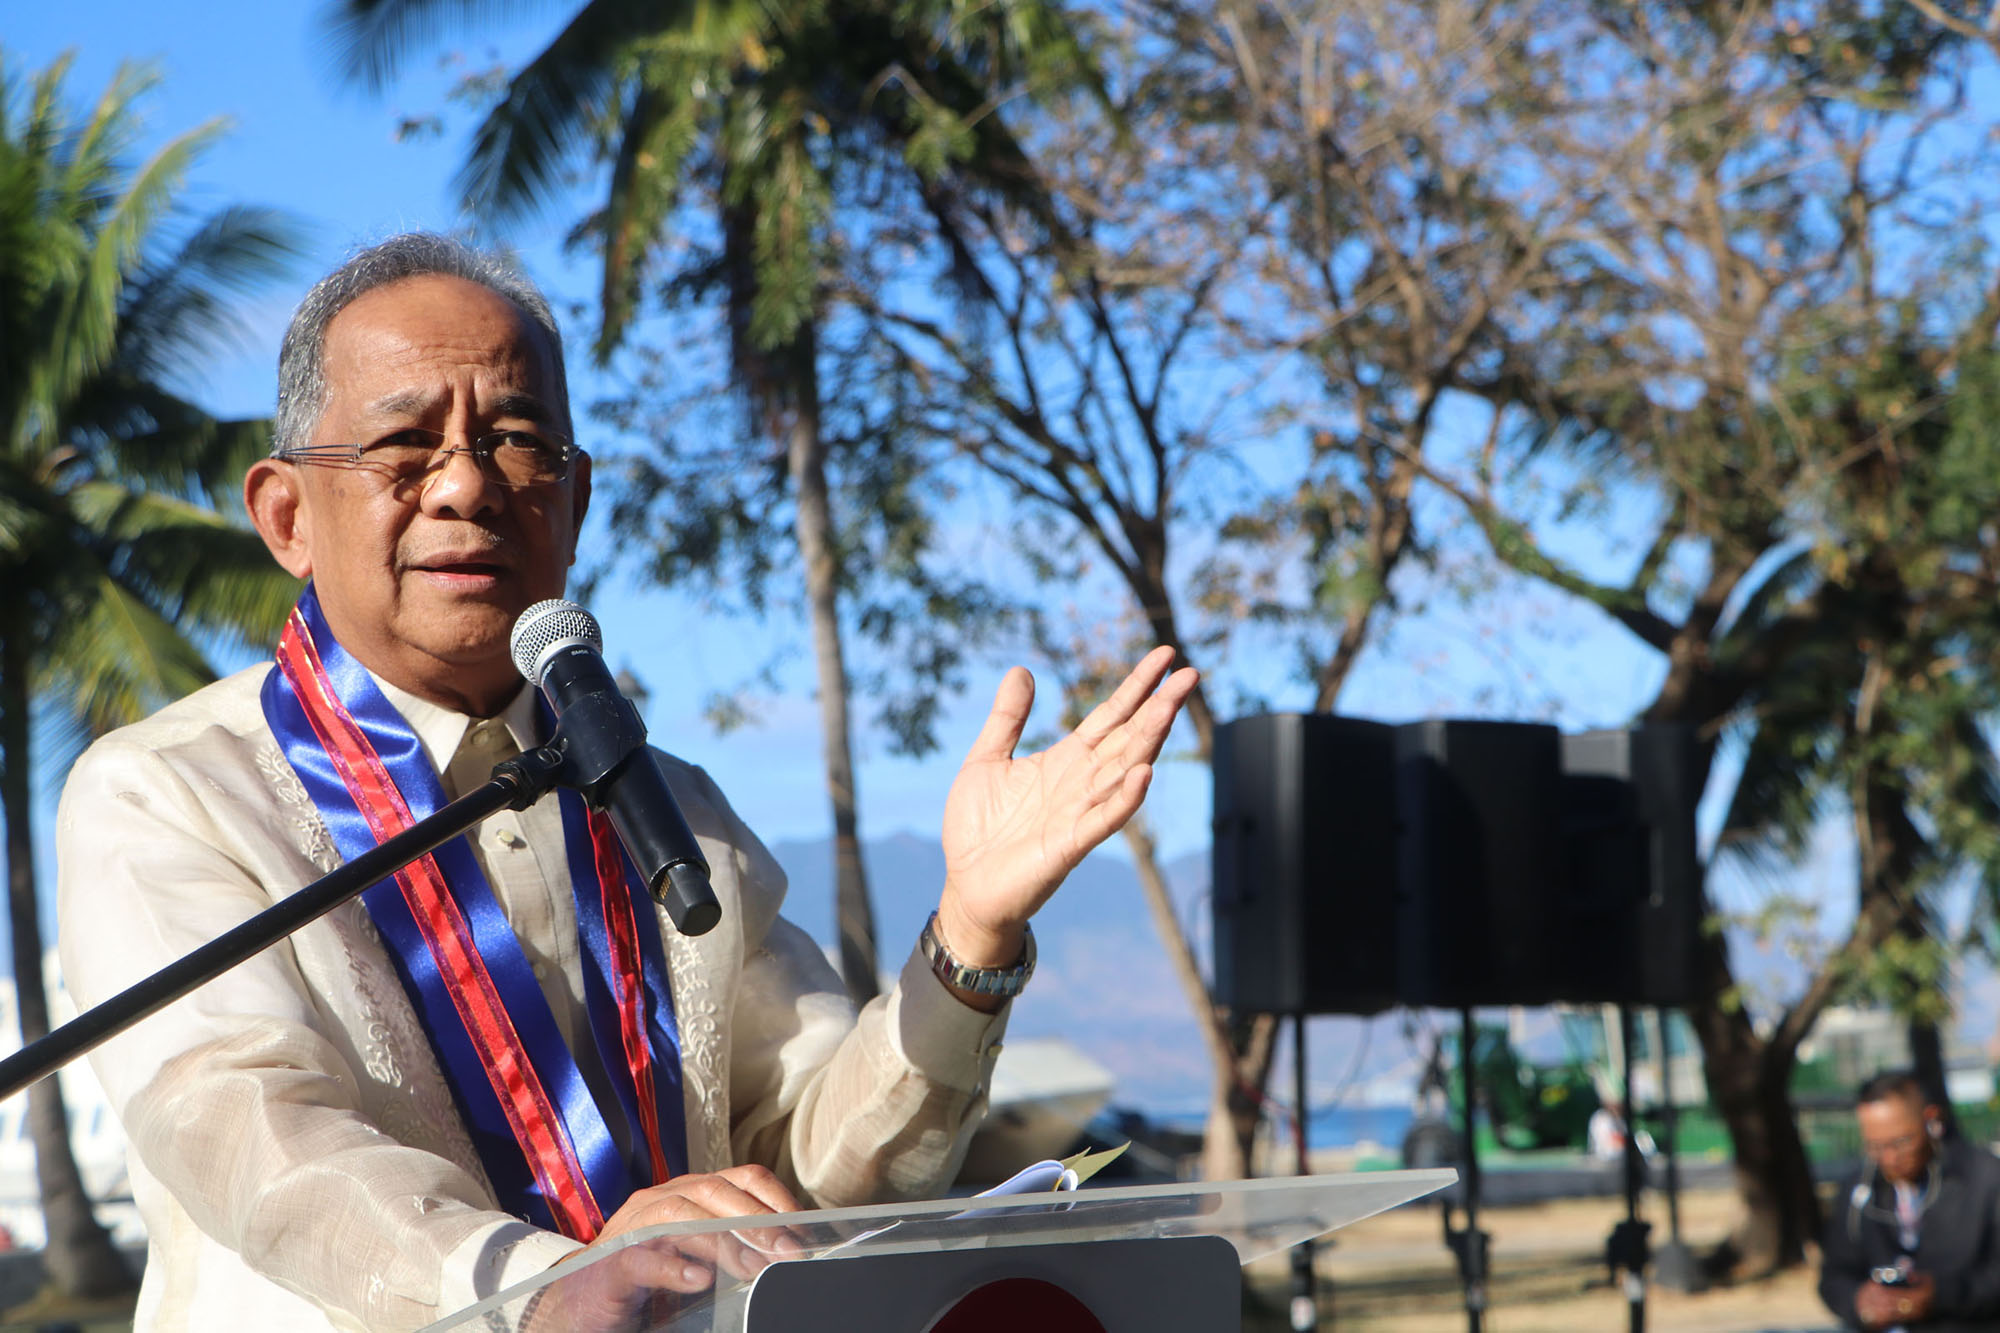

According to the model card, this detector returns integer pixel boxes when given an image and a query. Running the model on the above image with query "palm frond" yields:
[456,0,686,221]
[2,53,298,719]
[596,81,682,360]
[65,484,299,647]
[66,381,271,504]
[39,568,216,736]
[61,116,227,392]
[1713,708,1836,873]
[115,204,307,383]
[326,0,572,92]
[1713,545,1818,657]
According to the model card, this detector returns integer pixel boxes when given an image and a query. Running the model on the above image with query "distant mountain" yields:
[763,832,1412,1116]
[759,831,2000,1128]
[766,831,1204,961]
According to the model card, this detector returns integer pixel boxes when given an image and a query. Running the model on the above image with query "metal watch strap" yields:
[920,913,1036,997]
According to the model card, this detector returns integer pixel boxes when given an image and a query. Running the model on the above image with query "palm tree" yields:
[0,51,300,1301]
[327,0,1087,1006]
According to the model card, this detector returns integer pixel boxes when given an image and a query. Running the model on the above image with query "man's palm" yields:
[940,649,1196,952]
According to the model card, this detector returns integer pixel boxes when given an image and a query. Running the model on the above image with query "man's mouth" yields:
[425,560,506,574]
[412,554,511,582]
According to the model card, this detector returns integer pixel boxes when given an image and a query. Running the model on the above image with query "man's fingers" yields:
[1075,766,1155,848]
[1073,647,1179,745]
[1081,665,1201,773]
[652,1175,792,1252]
[697,1166,805,1258]
[964,666,1035,764]
[546,1167,812,1327]
[715,1163,803,1214]
[611,1240,713,1294]
[646,1176,777,1223]
[606,1208,767,1286]
[595,1166,802,1252]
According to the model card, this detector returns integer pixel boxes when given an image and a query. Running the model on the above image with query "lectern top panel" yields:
[425,1168,1454,1333]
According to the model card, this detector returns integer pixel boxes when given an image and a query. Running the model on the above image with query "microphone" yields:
[510,600,721,936]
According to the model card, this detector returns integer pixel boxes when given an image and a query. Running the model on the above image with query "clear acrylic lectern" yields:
[425,1168,1455,1333]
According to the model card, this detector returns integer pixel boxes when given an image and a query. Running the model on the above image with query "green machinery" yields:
[1403,1021,1601,1164]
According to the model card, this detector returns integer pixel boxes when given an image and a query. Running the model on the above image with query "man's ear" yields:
[245,459,314,580]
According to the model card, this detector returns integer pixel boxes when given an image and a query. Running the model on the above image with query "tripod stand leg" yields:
[1290,1013,1319,1330]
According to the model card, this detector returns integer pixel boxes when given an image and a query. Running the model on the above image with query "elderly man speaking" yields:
[53,234,1196,1332]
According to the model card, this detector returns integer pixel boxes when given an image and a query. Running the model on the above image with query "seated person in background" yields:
[1587,1098,1654,1163]
[1820,1071,2000,1331]
[55,233,1197,1332]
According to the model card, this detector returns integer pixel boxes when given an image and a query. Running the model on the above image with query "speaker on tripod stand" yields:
[1210,713,1398,1016]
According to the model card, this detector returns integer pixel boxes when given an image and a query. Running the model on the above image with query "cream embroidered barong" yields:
[55,666,1006,1332]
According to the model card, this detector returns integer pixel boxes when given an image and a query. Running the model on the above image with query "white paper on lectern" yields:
[770,1157,1084,1257]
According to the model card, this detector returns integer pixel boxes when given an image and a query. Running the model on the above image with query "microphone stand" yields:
[0,746,571,1102]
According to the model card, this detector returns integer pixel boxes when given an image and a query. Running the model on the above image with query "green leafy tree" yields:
[1385,1,2000,1271]
[1006,0,2000,1268]
[328,0,1089,1006]
[0,52,299,1300]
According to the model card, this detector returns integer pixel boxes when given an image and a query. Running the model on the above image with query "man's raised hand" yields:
[935,647,1198,984]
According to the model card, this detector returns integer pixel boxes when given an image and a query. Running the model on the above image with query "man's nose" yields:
[420,441,503,518]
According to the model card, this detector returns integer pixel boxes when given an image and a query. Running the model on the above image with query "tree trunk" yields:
[784,338,880,1007]
[1642,662,1827,1274]
[1854,728,1948,1123]
[1887,797,1950,1127]
[0,634,134,1297]
[1684,895,1818,1276]
[1725,1046,1820,1276]
[1114,812,1275,1177]
[1204,1012,1278,1180]
[1909,1018,1951,1128]
[1117,814,1276,1179]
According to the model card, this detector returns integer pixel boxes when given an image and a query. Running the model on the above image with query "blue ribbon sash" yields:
[260,585,685,1238]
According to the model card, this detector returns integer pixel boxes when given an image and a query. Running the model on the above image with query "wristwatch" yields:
[920,913,1036,997]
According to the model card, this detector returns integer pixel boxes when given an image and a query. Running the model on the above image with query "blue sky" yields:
[9,3,1179,874]
[8,0,1808,904]
[15,2,1959,1117]
[6,1,1677,878]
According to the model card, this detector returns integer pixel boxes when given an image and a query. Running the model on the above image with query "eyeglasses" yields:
[1863,1130,1925,1157]
[275,427,578,489]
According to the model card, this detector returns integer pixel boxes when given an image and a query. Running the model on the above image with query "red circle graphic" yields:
[923,1276,1110,1333]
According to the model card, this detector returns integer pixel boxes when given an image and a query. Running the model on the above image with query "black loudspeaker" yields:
[1395,720,1567,1008]
[1210,714,1398,1015]
[1559,726,1703,1007]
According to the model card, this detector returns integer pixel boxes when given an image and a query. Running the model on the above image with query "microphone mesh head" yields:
[510,599,602,684]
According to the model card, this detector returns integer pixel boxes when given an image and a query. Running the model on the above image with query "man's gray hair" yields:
[273,233,570,454]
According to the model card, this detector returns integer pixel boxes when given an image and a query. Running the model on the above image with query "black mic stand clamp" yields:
[1606,1217,1651,1284]
[1607,1216,1653,1331]
[1442,1212,1491,1323]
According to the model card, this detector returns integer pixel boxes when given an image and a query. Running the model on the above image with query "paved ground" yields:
[1245,1186,1835,1331]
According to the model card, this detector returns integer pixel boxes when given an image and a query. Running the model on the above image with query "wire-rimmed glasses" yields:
[275,427,578,489]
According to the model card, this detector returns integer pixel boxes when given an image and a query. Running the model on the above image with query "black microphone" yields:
[510,600,722,936]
